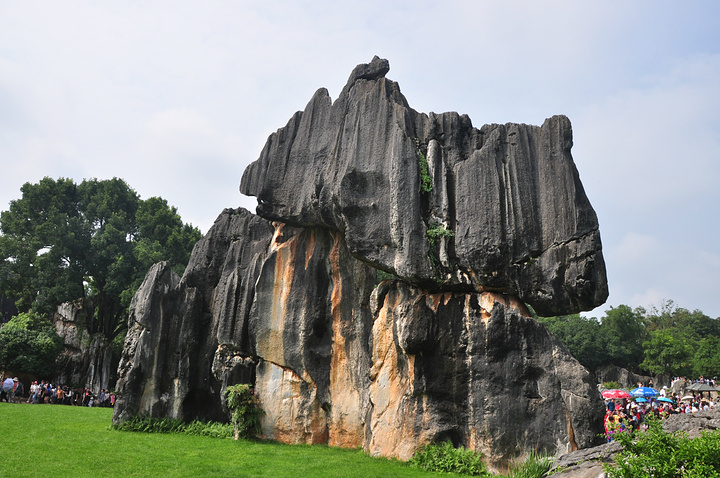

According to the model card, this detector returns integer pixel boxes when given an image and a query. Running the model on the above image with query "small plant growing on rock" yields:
[426,222,455,271]
[426,223,455,248]
[415,138,433,193]
[225,384,263,440]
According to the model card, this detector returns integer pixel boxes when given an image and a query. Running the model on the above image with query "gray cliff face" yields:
[240,56,607,316]
[367,283,603,463]
[53,300,113,394]
[113,214,605,465]
[113,208,273,423]
[114,58,608,467]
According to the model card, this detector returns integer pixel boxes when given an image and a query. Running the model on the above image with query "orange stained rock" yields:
[256,361,328,445]
[304,229,316,270]
[259,225,299,364]
[269,222,286,253]
[424,291,455,312]
[327,231,364,448]
[478,292,532,320]
[368,288,420,460]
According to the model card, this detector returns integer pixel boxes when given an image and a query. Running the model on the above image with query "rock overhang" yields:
[240,57,608,316]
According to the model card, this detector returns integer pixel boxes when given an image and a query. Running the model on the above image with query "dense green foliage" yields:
[0,311,63,376]
[538,301,720,377]
[0,404,451,477]
[0,177,202,373]
[409,441,488,476]
[604,417,720,477]
[226,383,264,439]
[113,415,233,438]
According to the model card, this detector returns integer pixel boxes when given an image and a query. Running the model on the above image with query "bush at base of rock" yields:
[603,417,720,478]
[409,441,488,476]
[226,383,263,439]
[505,453,554,478]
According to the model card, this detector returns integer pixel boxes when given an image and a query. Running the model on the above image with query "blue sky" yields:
[1,1,719,318]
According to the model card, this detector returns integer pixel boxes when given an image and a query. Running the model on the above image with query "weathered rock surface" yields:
[114,208,274,423]
[595,364,668,390]
[550,442,622,478]
[114,58,609,468]
[113,209,604,467]
[54,300,112,393]
[241,56,607,316]
[366,283,603,464]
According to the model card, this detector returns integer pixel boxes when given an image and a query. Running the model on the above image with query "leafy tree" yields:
[0,177,202,368]
[541,300,720,378]
[0,178,88,314]
[641,301,719,377]
[640,329,693,377]
[601,305,646,371]
[692,336,720,378]
[537,314,607,371]
[0,311,63,377]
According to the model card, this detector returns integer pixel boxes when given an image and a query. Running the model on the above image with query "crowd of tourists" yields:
[0,376,114,407]
[672,375,717,388]
[603,377,718,442]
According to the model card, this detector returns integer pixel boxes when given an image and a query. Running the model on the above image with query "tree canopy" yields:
[0,177,202,345]
[0,311,63,377]
[538,300,720,379]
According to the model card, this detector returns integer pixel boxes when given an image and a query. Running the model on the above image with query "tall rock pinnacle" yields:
[240,57,607,316]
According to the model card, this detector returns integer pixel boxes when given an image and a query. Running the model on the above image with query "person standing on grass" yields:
[28,381,37,403]
[13,378,23,402]
[2,377,13,402]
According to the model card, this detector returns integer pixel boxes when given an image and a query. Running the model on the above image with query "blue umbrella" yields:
[635,397,647,402]
[658,397,674,403]
[630,387,659,398]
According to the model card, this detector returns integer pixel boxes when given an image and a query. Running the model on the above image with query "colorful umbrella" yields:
[630,387,659,398]
[601,389,631,399]
[658,397,674,403]
[635,397,647,402]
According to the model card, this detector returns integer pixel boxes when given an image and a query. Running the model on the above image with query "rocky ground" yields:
[548,407,720,478]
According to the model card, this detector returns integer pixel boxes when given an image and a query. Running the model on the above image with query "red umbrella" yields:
[602,389,631,399]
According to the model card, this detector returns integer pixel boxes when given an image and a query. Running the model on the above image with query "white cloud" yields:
[573,54,720,212]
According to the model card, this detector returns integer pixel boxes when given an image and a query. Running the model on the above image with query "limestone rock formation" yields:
[54,300,113,393]
[595,365,668,390]
[114,208,273,423]
[113,58,609,468]
[241,55,607,316]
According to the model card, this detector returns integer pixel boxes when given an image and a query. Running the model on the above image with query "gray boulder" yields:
[366,281,603,466]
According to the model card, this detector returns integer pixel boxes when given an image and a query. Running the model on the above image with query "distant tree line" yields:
[537,301,720,378]
[0,177,202,379]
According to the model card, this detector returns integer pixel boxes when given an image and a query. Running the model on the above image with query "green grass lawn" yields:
[0,403,455,477]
